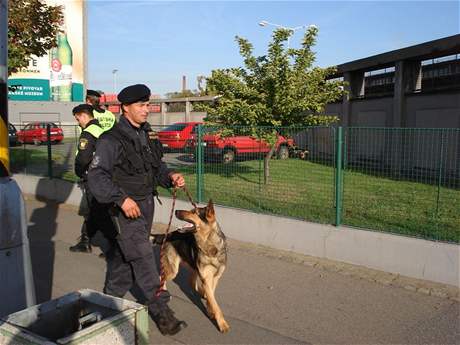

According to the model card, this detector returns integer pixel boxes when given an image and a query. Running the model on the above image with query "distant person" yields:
[70,104,112,253]
[86,89,116,131]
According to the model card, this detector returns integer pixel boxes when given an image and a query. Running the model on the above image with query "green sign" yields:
[8,79,50,101]
[8,79,84,102]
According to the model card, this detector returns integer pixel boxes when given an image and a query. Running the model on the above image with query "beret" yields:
[86,89,102,98]
[117,84,151,104]
[73,104,94,115]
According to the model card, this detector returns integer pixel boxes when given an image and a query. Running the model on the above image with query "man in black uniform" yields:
[70,104,106,253]
[87,84,187,336]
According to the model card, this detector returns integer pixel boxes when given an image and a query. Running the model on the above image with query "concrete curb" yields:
[13,173,459,289]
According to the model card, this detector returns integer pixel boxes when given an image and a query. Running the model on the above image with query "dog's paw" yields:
[217,319,230,333]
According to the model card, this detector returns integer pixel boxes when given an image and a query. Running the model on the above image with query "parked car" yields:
[8,123,18,146]
[16,122,64,145]
[158,122,202,150]
[196,133,295,163]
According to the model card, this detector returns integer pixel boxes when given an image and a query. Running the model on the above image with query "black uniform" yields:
[74,119,113,245]
[87,116,174,310]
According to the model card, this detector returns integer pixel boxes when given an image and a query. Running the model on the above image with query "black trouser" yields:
[103,194,170,313]
[79,181,114,241]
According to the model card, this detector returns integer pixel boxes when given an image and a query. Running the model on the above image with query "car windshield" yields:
[162,124,187,132]
[41,123,58,128]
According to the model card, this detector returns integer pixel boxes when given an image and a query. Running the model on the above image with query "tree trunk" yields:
[263,145,277,184]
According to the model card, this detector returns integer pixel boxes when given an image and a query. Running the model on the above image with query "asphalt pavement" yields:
[23,196,459,345]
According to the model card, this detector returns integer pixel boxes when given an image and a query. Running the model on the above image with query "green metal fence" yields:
[9,124,460,243]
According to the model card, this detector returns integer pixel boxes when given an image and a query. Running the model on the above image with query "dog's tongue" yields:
[177,223,195,233]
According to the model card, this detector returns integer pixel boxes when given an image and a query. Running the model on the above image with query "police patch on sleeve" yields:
[89,155,100,169]
[79,138,89,150]
[148,130,159,140]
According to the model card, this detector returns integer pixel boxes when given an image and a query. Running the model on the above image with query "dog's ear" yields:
[206,199,215,219]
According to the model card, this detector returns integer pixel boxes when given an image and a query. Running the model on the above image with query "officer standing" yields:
[86,89,116,131]
[70,104,111,253]
[70,90,116,252]
[87,84,187,336]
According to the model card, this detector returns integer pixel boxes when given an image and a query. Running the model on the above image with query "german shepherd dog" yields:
[152,199,230,333]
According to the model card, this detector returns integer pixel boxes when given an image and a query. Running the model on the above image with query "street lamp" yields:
[112,69,118,94]
[259,20,316,48]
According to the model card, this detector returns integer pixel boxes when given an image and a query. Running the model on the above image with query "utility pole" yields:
[0,0,36,317]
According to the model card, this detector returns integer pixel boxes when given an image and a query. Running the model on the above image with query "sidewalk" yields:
[24,196,459,344]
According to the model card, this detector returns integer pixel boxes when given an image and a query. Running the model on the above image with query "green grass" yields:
[11,145,458,243]
[160,158,460,243]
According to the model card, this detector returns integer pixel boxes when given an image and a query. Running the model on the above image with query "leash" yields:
[155,185,197,297]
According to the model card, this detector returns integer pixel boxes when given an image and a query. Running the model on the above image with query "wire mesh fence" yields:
[9,123,460,243]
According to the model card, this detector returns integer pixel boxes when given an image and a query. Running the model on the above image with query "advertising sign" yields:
[8,0,85,102]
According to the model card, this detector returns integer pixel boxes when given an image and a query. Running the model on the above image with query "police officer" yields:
[86,89,116,131]
[70,90,116,251]
[87,84,187,336]
[70,104,110,253]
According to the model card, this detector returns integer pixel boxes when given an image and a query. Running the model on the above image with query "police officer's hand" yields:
[170,172,185,188]
[121,197,141,219]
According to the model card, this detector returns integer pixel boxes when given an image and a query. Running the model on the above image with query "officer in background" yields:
[70,104,107,252]
[87,84,187,336]
[86,89,116,131]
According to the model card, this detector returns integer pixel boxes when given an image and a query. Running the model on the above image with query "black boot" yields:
[151,303,187,336]
[69,235,92,253]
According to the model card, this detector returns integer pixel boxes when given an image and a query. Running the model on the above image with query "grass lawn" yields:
[160,158,459,243]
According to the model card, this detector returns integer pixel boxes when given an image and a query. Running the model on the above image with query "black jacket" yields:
[87,115,174,206]
[75,119,102,179]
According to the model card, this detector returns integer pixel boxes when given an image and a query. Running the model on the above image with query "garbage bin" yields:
[0,289,149,345]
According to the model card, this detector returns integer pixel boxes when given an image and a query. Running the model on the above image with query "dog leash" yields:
[155,185,197,297]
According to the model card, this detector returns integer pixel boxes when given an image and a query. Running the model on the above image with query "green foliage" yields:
[8,0,63,75]
[198,26,345,132]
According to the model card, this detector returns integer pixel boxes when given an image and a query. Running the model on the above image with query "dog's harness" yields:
[155,185,198,297]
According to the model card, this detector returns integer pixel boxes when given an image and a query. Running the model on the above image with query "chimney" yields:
[182,75,187,92]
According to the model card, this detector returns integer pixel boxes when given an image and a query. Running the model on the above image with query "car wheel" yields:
[222,148,235,164]
[277,146,289,160]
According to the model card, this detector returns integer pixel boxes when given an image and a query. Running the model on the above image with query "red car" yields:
[158,122,202,150]
[17,122,64,145]
[197,133,295,163]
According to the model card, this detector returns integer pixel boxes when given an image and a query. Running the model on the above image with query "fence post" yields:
[196,124,203,203]
[335,126,343,226]
[46,124,52,179]
[435,130,445,223]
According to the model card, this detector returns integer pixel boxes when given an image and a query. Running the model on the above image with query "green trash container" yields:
[0,289,149,345]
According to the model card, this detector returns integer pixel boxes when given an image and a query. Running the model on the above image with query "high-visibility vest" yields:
[93,109,116,132]
[75,123,104,155]
[84,123,104,139]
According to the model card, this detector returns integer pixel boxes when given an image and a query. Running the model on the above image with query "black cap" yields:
[73,104,94,116]
[86,89,102,98]
[117,84,151,104]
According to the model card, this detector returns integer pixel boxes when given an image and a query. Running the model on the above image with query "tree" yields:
[197,26,345,183]
[8,0,63,76]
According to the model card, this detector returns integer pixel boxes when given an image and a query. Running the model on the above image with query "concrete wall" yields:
[13,173,459,288]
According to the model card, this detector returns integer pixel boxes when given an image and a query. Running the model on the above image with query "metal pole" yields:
[0,0,9,176]
[334,127,343,226]
[47,123,53,179]
[196,124,203,203]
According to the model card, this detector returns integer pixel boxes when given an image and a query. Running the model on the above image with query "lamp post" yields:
[258,20,315,48]
[112,69,118,94]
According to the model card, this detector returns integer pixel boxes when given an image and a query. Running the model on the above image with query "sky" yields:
[87,1,460,97]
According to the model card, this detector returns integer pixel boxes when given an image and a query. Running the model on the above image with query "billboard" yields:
[8,0,85,102]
